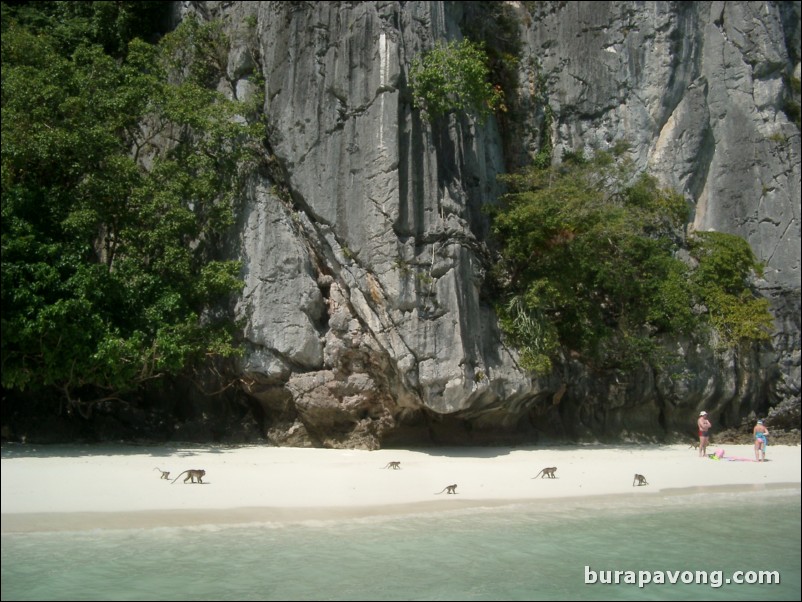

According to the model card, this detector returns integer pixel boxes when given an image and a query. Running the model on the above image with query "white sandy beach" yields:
[1,443,799,532]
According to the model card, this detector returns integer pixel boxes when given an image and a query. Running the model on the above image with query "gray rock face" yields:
[183,1,800,447]
[522,1,799,287]
[518,0,800,434]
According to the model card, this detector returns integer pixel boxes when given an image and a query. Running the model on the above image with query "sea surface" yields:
[2,487,799,601]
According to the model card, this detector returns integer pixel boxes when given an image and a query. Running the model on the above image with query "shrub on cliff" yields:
[488,150,773,373]
[409,38,505,122]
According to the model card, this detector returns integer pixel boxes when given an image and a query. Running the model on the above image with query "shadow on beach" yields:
[0,442,253,460]
[2,441,698,461]
[404,442,684,459]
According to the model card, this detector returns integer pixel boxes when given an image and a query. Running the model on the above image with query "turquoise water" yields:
[2,489,799,601]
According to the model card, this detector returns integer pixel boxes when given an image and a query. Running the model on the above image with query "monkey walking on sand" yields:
[435,484,457,494]
[633,473,649,487]
[532,467,557,479]
[171,469,206,484]
[382,461,401,470]
[153,467,170,480]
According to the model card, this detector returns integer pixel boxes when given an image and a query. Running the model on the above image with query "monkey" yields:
[171,469,206,484]
[435,484,457,495]
[532,467,558,479]
[153,467,170,480]
[382,461,401,470]
[633,473,649,487]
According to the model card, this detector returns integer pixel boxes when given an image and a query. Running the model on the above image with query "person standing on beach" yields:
[754,420,769,462]
[697,411,712,457]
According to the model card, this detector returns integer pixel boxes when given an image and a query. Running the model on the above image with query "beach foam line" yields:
[3,482,798,533]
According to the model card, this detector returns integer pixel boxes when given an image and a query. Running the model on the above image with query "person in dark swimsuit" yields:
[697,411,712,457]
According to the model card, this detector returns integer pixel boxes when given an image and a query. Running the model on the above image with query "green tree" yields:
[689,231,774,346]
[409,38,505,122]
[1,8,261,413]
[1,1,172,58]
[489,150,772,372]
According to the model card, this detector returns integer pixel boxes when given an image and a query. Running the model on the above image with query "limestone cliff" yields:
[179,1,800,447]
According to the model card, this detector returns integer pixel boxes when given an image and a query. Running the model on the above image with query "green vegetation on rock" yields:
[488,150,773,373]
[1,2,261,412]
[409,38,505,122]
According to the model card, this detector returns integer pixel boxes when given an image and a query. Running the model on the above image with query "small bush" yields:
[409,39,504,122]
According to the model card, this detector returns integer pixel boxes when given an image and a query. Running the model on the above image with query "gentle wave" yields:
[3,489,799,601]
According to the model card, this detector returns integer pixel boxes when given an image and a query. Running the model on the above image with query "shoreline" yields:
[3,443,800,533]
[2,481,800,533]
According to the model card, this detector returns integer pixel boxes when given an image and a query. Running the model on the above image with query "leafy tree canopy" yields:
[1,2,262,411]
[409,38,505,122]
[489,149,773,373]
[1,1,171,58]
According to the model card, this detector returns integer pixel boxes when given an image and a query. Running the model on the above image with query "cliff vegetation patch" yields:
[409,38,505,122]
[488,150,773,373]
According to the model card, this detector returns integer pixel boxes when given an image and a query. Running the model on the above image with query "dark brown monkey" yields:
[532,467,557,479]
[171,469,206,484]
[633,473,649,487]
[435,484,457,494]
[383,461,401,470]
[153,467,170,480]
